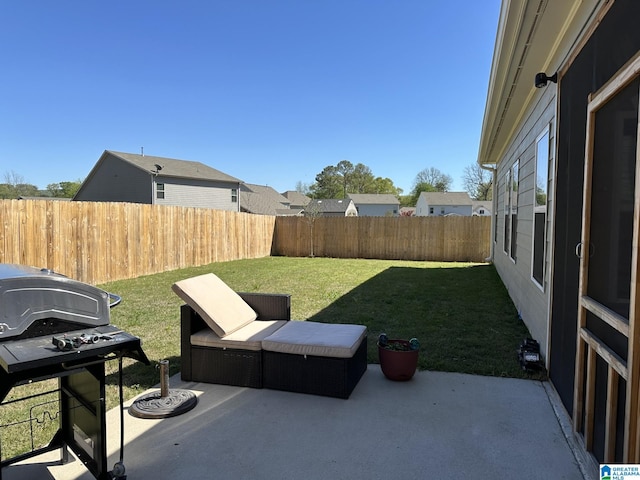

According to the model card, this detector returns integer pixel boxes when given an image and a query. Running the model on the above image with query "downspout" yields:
[480,163,497,263]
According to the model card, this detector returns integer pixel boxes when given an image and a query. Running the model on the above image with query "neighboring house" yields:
[240,184,292,216]
[347,194,400,217]
[281,191,311,210]
[472,201,491,216]
[305,199,358,217]
[414,192,472,217]
[478,0,640,466]
[74,151,242,211]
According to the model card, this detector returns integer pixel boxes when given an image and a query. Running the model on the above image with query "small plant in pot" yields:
[377,333,420,381]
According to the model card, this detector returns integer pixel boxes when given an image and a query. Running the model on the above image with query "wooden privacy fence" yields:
[0,200,491,285]
[273,216,491,262]
[0,200,275,285]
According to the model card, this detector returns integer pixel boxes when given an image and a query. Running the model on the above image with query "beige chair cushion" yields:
[172,273,257,337]
[191,320,288,351]
[262,321,367,358]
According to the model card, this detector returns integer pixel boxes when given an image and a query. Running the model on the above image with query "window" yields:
[231,188,238,203]
[503,169,511,254]
[156,183,165,199]
[429,207,434,215]
[532,128,550,287]
[510,160,519,261]
[494,178,499,243]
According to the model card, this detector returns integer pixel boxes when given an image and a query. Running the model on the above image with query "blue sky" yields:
[1,1,500,195]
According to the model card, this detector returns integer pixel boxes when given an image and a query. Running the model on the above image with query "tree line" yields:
[0,171,82,199]
[297,160,492,206]
[2,159,493,207]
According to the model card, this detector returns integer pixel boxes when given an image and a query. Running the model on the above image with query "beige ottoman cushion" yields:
[262,321,367,358]
[191,320,288,351]
[172,273,257,337]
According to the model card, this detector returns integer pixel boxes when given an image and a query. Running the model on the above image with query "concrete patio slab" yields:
[4,366,592,480]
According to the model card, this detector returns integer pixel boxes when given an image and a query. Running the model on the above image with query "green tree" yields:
[46,180,83,198]
[310,165,342,198]
[309,161,401,198]
[371,177,402,196]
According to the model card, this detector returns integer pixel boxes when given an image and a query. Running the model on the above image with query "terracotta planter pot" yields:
[378,339,419,381]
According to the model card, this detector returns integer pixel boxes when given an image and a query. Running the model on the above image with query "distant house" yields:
[281,191,311,210]
[472,201,492,216]
[240,184,293,215]
[415,192,473,216]
[347,194,400,217]
[305,199,358,217]
[74,151,242,211]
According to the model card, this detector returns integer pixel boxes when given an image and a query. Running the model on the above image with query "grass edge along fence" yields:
[0,199,491,285]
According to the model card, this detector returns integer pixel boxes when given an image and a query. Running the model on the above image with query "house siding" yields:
[155,177,239,211]
[415,202,472,216]
[493,85,557,361]
[355,204,398,216]
[75,155,151,203]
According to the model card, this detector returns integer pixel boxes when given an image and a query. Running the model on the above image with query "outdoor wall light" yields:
[534,72,557,88]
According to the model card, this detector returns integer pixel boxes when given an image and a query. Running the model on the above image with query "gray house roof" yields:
[347,194,399,205]
[306,199,356,215]
[240,191,287,215]
[418,192,472,206]
[106,151,242,183]
[281,190,311,208]
[243,184,290,205]
[240,184,294,215]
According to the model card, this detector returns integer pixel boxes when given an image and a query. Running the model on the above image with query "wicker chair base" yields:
[263,336,367,399]
[190,346,263,388]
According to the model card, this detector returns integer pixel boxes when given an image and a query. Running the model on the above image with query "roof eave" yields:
[477,0,594,166]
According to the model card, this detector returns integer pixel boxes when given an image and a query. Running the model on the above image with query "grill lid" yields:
[0,264,111,340]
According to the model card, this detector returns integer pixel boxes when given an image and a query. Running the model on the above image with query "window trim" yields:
[509,159,519,262]
[531,125,551,289]
[503,169,511,255]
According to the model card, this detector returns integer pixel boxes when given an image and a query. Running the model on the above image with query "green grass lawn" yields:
[1,257,543,459]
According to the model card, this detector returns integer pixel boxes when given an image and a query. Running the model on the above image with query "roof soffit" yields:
[478,0,597,166]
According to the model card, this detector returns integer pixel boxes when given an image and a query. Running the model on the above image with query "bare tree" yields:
[303,201,323,257]
[2,170,38,198]
[462,163,493,200]
[412,167,452,192]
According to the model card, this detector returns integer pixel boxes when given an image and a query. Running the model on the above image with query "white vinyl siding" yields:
[492,86,556,359]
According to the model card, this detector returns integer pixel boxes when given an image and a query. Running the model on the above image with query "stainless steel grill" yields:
[0,264,149,480]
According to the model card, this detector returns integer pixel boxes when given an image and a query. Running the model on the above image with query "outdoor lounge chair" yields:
[173,273,367,399]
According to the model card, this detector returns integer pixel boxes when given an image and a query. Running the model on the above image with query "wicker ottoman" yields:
[262,322,368,399]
